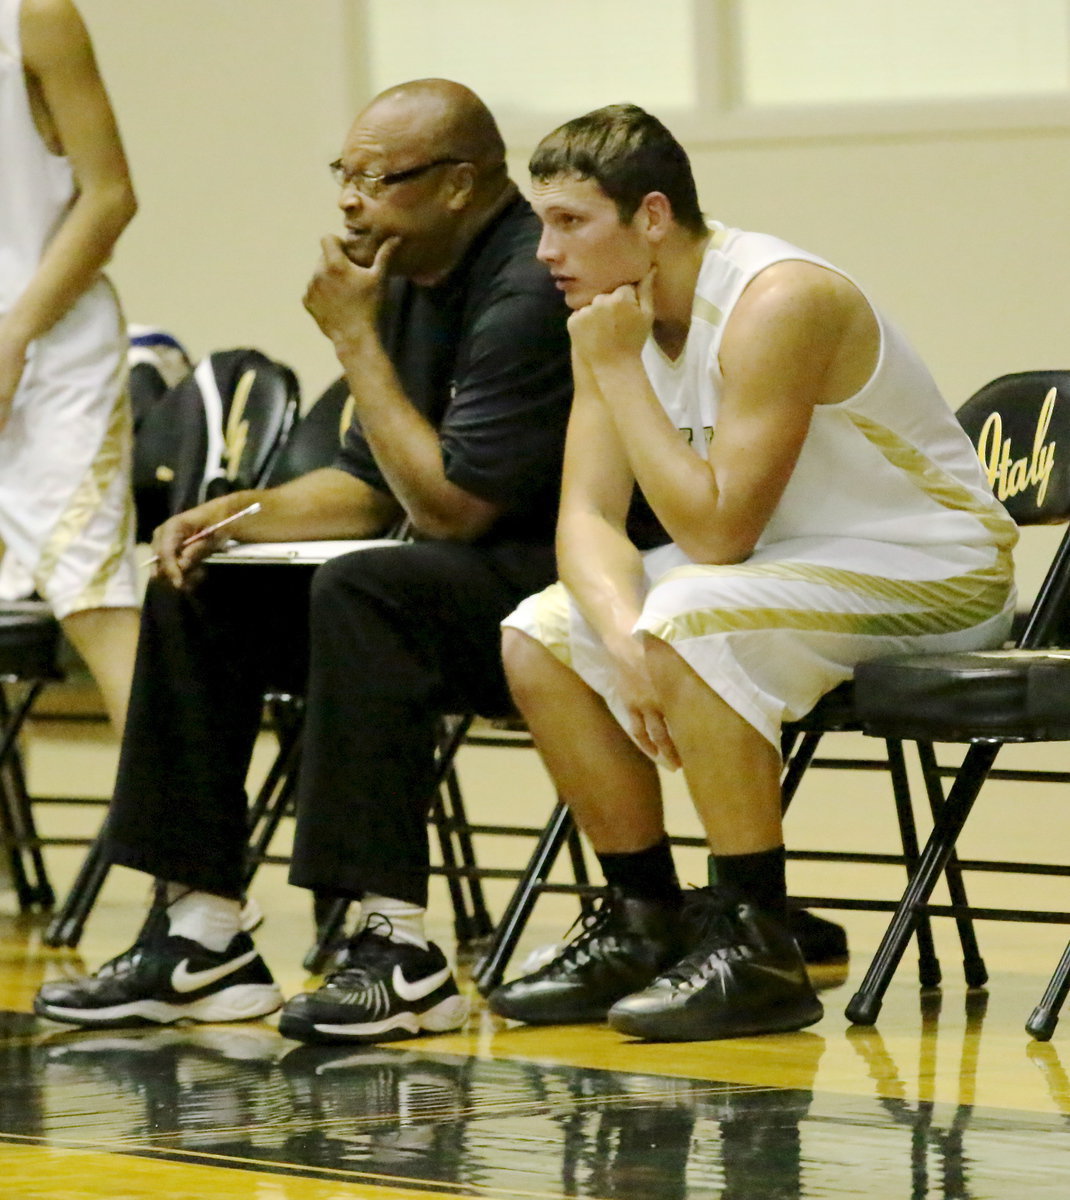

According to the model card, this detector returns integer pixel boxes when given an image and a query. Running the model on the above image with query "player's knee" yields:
[501,627,553,701]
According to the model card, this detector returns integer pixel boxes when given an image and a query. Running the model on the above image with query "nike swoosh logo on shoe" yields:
[392,964,452,1002]
[171,949,259,994]
[750,962,805,985]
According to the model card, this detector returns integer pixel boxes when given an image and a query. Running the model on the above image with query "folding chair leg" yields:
[439,764,494,945]
[0,683,54,909]
[472,798,575,996]
[247,704,303,838]
[565,821,596,920]
[915,740,988,989]
[846,741,999,1025]
[429,716,496,947]
[44,831,112,947]
[1026,939,1070,1041]
[1,754,53,909]
[303,896,350,973]
[243,736,302,890]
[0,779,40,911]
[780,729,823,810]
[429,791,480,945]
[885,738,941,989]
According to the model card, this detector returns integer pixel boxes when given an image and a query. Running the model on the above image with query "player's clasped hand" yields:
[611,633,682,771]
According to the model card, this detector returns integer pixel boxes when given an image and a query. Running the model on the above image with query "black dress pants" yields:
[106,540,555,907]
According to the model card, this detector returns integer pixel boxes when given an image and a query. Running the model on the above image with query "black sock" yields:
[710,846,787,917]
[597,837,681,906]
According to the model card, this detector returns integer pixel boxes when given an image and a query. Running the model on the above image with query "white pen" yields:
[143,501,262,566]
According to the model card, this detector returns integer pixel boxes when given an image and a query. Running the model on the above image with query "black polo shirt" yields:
[334,194,572,549]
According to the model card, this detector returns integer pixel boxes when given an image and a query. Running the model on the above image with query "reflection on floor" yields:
[4,943,1070,1198]
[0,1009,1067,1200]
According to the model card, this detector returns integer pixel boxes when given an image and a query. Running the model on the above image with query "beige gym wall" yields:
[79,0,1070,597]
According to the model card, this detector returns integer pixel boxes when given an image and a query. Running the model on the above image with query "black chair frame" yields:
[1,677,58,910]
[841,371,1070,1036]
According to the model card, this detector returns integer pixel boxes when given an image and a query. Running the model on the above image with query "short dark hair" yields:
[529,104,705,235]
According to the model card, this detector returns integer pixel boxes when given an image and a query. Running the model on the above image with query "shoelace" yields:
[327,915,401,987]
[546,895,625,968]
[661,887,745,985]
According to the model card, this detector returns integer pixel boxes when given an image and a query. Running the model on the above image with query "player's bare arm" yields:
[579,261,879,564]
[556,350,680,766]
[557,350,644,646]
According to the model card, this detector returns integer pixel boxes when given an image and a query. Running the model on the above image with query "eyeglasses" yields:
[329,157,467,198]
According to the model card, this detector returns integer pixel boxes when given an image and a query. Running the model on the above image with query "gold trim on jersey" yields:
[845,409,1019,553]
[692,295,723,327]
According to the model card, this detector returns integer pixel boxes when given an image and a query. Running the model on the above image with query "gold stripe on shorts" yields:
[533,581,575,668]
[36,360,133,606]
[646,560,1010,645]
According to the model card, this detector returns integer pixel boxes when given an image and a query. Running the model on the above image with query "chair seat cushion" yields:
[854,649,1070,740]
[0,602,62,681]
[787,681,857,733]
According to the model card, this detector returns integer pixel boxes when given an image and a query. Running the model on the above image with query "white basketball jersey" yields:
[640,223,1016,563]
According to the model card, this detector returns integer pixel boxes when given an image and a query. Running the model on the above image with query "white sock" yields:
[166,888,242,953]
[358,893,428,949]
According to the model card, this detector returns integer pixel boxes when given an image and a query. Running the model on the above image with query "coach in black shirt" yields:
[35,80,573,1043]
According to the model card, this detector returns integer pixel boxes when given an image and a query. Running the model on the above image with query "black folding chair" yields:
[132,347,298,542]
[840,370,1070,1033]
[263,376,353,488]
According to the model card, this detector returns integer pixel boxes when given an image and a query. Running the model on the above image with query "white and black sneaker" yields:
[33,906,282,1029]
[278,922,469,1045]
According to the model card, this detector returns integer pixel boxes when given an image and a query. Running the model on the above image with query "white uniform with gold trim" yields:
[0,0,136,618]
[503,224,1018,748]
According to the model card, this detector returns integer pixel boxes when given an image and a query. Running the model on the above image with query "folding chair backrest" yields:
[264,376,353,487]
[956,369,1070,648]
[957,370,1070,524]
[183,349,300,507]
[131,348,300,542]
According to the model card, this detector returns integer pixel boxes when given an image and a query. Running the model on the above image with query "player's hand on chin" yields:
[567,268,655,363]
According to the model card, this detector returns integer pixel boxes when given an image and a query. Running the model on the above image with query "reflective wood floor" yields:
[5,711,1070,1198]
